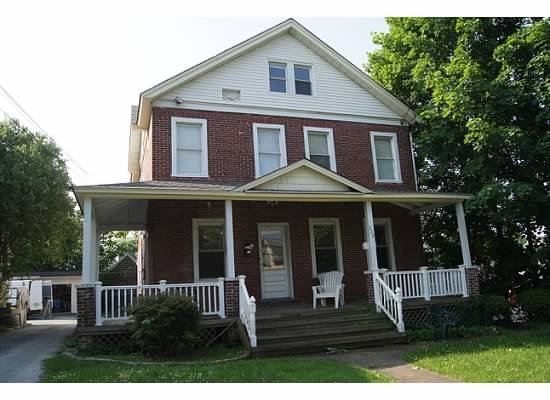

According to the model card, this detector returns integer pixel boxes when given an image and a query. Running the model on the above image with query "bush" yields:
[129,294,201,358]
[519,288,550,321]
[461,295,509,326]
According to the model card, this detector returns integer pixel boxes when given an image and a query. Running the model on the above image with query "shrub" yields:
[519,288,550,321]
[129,294,200,358]
[461,295,509,326]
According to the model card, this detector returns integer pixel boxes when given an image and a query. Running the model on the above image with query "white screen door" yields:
[259,224,293,300]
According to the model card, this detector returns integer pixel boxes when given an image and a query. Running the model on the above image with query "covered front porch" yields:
[74,162,478,349]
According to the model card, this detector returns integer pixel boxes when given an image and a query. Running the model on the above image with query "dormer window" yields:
[294,65,312,95]
[269,62,287,93]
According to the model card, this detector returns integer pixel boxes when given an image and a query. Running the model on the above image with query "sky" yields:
[0,1,539,185]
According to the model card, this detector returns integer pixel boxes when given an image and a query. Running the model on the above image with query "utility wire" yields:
[0,85,99,184]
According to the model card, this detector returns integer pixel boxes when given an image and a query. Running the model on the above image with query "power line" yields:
[0,85,99,184]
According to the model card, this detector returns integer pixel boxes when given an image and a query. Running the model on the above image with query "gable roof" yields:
[234,159,373,193]
[135,18,416,129]
[106,253,137,272]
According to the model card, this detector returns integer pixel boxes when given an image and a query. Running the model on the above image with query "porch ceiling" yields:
[93,198,148,231]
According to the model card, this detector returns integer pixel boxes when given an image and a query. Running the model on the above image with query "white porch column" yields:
[363,201,378,271]
[455,202,472,267]
[225,200,236,278]
[82,198,99,284]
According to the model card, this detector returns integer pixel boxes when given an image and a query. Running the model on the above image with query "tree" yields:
[99,231,137,271]
[0,119,80,279]
[367,18,550,292]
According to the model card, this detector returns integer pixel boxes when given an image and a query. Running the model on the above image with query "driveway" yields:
[0,314,76,382]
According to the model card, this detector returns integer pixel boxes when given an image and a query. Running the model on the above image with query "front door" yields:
[259,224,293,300]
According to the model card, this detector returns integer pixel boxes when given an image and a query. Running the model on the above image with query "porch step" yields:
[252,331,407,357]
[252,306,405,356]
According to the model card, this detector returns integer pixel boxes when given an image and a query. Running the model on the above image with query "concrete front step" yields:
[252,331,407,357]
[256,313,386,330]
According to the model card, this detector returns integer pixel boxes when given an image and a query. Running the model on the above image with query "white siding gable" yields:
[256,166,351,192]
[154,33,402,123]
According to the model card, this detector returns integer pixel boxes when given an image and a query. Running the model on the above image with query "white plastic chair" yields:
[312,271,345,309]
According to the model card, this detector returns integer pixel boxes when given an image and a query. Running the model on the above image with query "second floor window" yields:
[269,62,287,93]
[303,127,336,171]
[370,132,401,183]
[171,117,208,177]
[253,123,287,178]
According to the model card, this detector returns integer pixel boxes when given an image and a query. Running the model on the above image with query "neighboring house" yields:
[74,19,479,350]
[99,254,138,286]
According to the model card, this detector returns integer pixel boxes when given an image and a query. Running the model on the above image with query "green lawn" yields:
[42,355,392,383]
[404,324,550,382]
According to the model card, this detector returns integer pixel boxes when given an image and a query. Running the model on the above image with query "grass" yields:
[404,323,550,382]
[42,354,393,383]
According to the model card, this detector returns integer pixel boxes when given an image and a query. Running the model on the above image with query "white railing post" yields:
[372,270,381,313]
[459,265,469,298]
[95,281,103,326]
[217,277,226,318]
[419,266,431,301]
[249,296,257,348]
[159,280,167,294]
[395,287,405,333]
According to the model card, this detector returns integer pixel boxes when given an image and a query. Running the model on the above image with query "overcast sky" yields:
[0,1,536,185]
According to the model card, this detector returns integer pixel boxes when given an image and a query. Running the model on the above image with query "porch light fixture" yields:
[175,96,184,104]
[362,241,368,250]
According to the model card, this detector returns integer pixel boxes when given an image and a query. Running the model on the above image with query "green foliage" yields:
[461,295,509,326]
[99,231,137,271]
[42,355,393,383]
[367,18,550,293]
[0,120,80,281]
[129,294,200,357]
[519,288,550,321]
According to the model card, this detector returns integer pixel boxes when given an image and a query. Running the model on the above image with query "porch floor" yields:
[256,300,373,320]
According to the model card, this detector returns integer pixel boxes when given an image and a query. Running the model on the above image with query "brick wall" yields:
[76,285,96,328]
[147,199,425,304]
[465,266,480,296]
[150,107,415,191]
[224,278,240,318]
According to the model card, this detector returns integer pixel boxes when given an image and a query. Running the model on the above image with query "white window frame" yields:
[266,60,315,96]
[268,61,288,94]
[293,64,313,96]
[303,126,336,172]
[252,123,288,178]
[370,131,402,183]
[171,117,208,178]
[309,218,344,277]
[374,218,396,271]
[192,218,225,282]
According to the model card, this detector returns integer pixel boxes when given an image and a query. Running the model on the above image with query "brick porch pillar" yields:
[224,278,240,318]
[76,284,96,328]
[465,266,480,296]
[364,271,375,303]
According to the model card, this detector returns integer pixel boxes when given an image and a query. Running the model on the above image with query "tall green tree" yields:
[0,119,79,279]
[367,18,550,292]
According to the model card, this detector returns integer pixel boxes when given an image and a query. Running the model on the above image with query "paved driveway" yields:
[0,314,76,382]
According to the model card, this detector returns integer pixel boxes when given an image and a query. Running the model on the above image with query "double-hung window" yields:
[294,64,312,95]
[171,117,208,177]
[370,132,401,182]
[309,218,343,276]
[269,62,287,93]
[303,127,336,171]
[193,219,225,281]
[373,218,396,270]
[253,123,287,177]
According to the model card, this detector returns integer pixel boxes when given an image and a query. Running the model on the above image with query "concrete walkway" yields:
[0,314,76,382]
[313,344,457,383]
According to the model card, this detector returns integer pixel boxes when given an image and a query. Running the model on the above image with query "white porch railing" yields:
[372,270,405,333]
[238,275,257,348]
[95,278,226,326]
[381,266,468,301]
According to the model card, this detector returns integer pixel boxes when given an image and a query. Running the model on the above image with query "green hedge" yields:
[129,294,201,358]
[519,288,550,321]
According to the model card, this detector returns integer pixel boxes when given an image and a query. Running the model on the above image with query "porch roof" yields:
[73,180,470,231]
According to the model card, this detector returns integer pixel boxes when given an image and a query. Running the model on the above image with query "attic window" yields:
[294,65,312,95]
[222,88,241,101]
[269,62,287,93]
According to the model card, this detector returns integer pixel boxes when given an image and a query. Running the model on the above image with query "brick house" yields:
[74,19,479,350]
